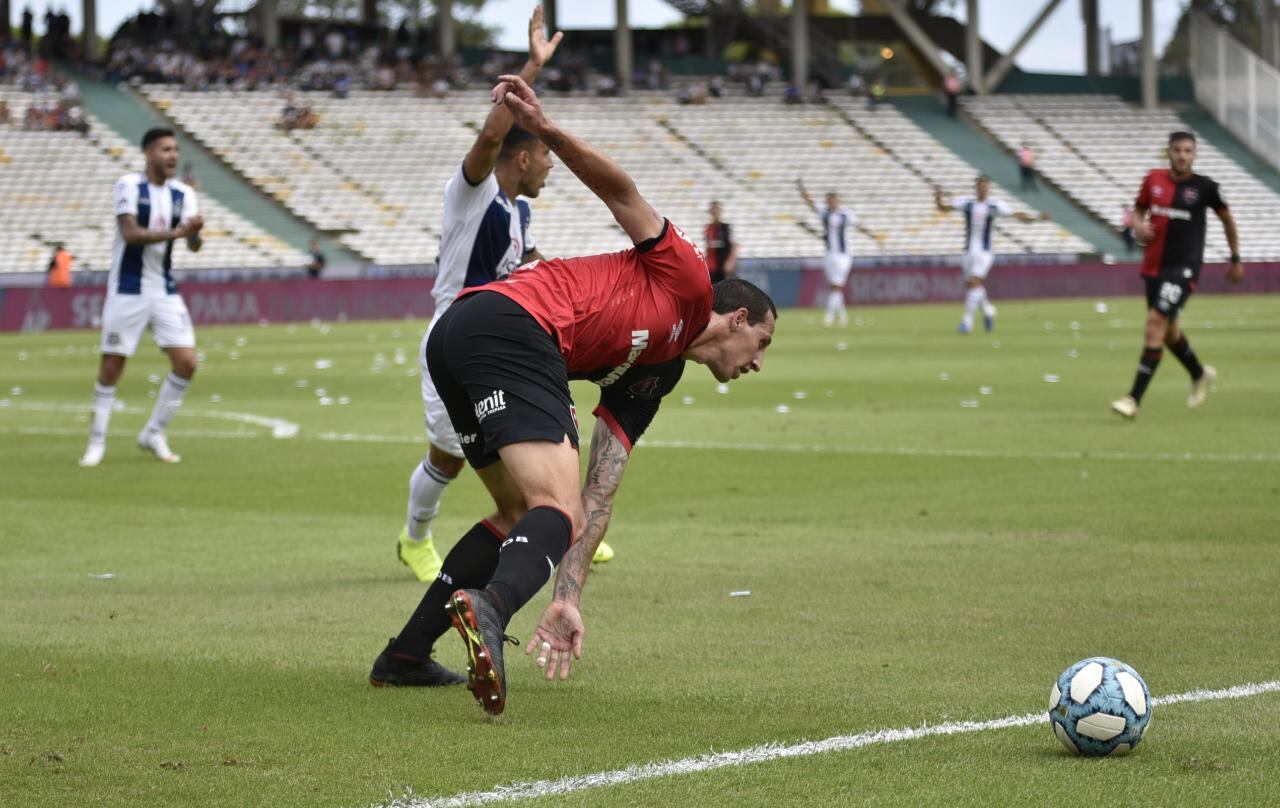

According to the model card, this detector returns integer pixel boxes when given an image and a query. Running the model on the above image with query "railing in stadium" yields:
[1192,12,1280,171]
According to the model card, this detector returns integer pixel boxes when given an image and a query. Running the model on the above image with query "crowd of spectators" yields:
[1,45,92,134]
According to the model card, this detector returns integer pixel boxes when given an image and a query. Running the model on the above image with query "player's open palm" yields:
[528,4,563,68]
[526,600,583,681]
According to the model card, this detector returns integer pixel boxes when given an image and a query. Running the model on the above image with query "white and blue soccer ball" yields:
[1048,657,1152,756]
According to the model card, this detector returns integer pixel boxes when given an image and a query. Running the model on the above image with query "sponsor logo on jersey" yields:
[1150,204,1192,221]
[1181,187,1200,205]
[474,389,507,422]
[597,330,650,387]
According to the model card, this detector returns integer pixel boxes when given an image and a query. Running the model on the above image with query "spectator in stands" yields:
[595,74,619,97]
[47,243,72,288]
[847,72,865,98]
[306,240,326,279]
[1019,143,1038,191]
[746,73,764,97]
[708,75,725,99]
[867,76,886,110]
[783,83,802,105]
[21,7,34,55]
[806,81,827,105]
[0,101,10,126]
[944,71,961,117]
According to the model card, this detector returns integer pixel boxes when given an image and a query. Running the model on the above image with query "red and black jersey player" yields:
[1111,130,1244,420]
[368,73,777,716]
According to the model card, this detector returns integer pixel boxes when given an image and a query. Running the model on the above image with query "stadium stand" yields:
[963,94,1280,262]
[0,84,311,274]
[141,84,1088,264]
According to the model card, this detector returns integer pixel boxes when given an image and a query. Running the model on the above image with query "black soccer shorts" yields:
[1145,270,1196,320]
[425,291,578,469]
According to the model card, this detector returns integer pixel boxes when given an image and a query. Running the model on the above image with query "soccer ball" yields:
[1048,657,1152,756]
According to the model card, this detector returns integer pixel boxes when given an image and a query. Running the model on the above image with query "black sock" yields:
[390,521,503,659]
[1168,335,1204,381]
[484,506,573,626]
[1129,346,1163,403]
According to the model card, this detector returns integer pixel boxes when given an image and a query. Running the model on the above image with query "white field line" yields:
[2,401,298,438]
[375,680,1280,808]
[6,404,1280,463]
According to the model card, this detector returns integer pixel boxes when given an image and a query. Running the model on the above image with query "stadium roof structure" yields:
[53,0,1169,106]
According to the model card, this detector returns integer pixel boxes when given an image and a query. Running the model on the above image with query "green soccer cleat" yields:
[592,541,615,564]
[398,528,443,582]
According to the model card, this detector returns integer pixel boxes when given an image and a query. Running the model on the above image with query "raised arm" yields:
[493,74,663,243]
[461,5,562,185]
[1216,207,1244,283]
[1012,210,1051,224]
[796,178,817,212]
[933,187,951,214]
[524,416,632,680]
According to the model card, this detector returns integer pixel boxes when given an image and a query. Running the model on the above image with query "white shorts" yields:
[962,252,995,280]
[418,318,464,459]
[823,253,853,286]
[99,293,196,357]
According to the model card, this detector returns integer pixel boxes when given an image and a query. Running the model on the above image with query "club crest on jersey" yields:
[628,376,660,396]
[474,389,507,422]
[1181,187,1199,205]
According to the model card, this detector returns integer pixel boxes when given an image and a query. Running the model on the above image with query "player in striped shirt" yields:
[396,4,561,582]
[935,176,1048,334]
[797,178,881,327]
[79,127,204,467]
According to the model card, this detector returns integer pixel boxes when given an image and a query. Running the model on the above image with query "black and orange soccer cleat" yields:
[448,589,518,715]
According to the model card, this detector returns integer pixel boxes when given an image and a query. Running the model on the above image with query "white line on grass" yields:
[3,401,298,438]
[7,405,1280,463]
[376,680,1280,808]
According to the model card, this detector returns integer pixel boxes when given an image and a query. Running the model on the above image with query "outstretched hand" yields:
[528,4,564,68]
[492,74,548,134]
[525,600,583,680]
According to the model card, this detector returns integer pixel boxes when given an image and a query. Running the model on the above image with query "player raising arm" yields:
[370,74,777,716]
[395,4,561,584]
[935,177,1049,333]
[797,177,882,327]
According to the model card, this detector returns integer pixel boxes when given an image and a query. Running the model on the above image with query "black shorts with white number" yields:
[425,291,578,469]
[1144,271,1195,320]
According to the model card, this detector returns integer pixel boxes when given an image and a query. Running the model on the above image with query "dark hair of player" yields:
[975,174,991,183]
[499,125,539,160]
[141,127,176,150]
[1169,131,1197,146]
[713,277,777,325]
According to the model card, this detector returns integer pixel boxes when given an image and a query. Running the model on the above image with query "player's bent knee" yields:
[428,446,466,477]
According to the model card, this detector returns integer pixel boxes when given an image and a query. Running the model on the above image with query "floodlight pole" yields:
[82,0,96,58]
[1082,0,1100,76]
[965,0,984,94]
[1141,0,1156,110]
[792,0,809,88]
[1263,1,1277,67]
[260,0,279,51]
[616,0,633,90]
[438,0,455,60]
[545,0,558,35]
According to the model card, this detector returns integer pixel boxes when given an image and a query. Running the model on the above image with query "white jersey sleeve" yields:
[840,207,859,227]
[176,182,200,224]
[443,163,499,224]
[992,199,1015,217]
[114,174,140,218]
[950,196,973,213]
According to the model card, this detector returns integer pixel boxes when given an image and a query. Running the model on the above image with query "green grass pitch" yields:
[1,295,1278,807]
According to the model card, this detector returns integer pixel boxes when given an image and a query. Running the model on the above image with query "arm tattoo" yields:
[552,419,630,605]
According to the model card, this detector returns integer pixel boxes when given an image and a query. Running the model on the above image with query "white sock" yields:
[89,382,116,445]
[962,287,983,326]
[406,458,453,540]
[825,289,844,322]
[980,288,996,317]
[143,372,189,435]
